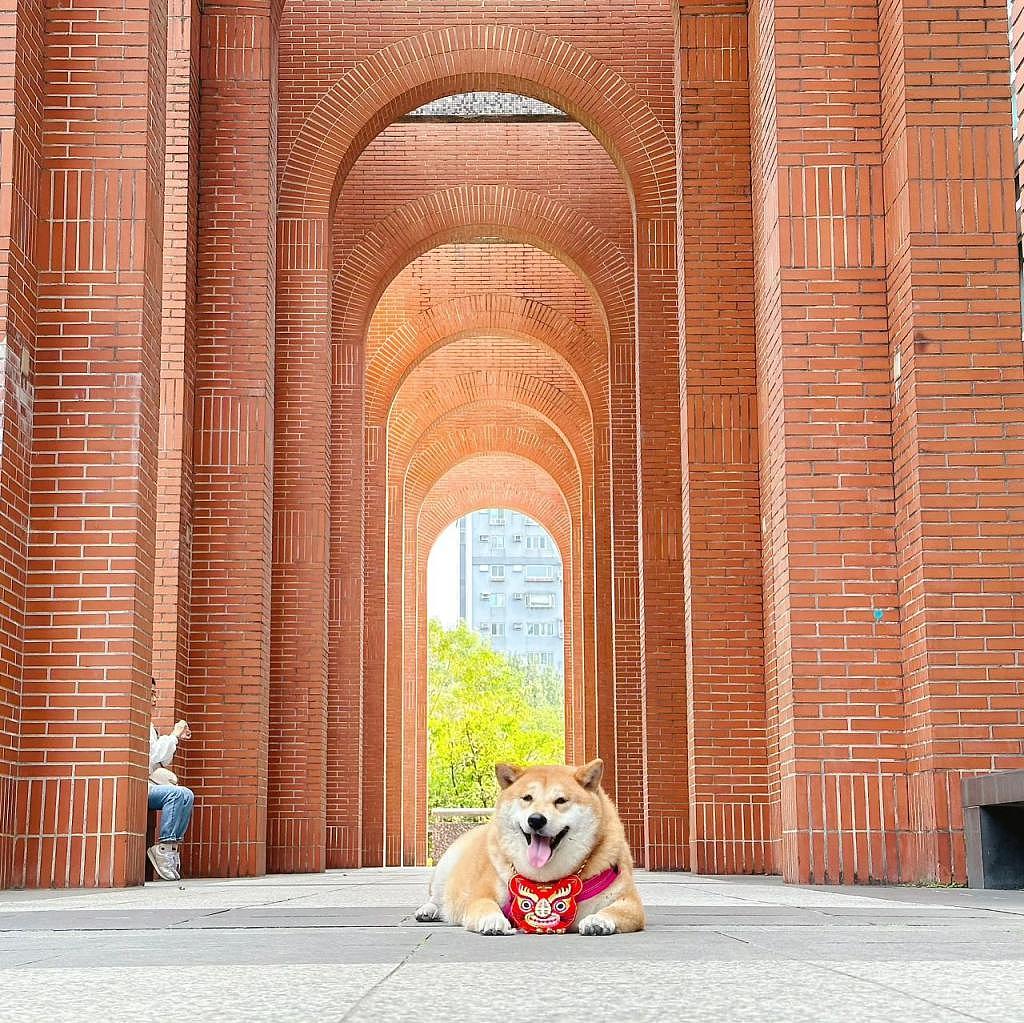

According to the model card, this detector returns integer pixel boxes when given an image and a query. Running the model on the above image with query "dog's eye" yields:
[522,794,533,803]
[554,797,568,806]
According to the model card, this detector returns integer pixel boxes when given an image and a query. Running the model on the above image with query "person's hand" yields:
[172,720,191,739]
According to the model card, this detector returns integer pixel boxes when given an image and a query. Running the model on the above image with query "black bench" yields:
[962,770,1024,889]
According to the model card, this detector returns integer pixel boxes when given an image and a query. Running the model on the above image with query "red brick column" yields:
[637,216,689,870]
[0,0,44,887]
[185,4,276,878]
[878,0,1024,882]
[153,0,201,729]
[384,480,405,865]
[608,320,648,862]
[360,445,386,864]
[749,0,908,882]
[267,214,330,873]
[677,12,771,874]
[327,340,364,866]
[16,0,166,887]
[593,426,617,785]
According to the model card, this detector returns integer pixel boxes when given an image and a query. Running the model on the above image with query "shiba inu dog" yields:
[415,758,645,935]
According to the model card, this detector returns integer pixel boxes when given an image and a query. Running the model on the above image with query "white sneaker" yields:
[147,843,181,881]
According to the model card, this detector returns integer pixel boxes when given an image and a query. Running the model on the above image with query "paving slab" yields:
[0,868,1022,1021]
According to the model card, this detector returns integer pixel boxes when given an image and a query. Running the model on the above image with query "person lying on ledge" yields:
[148,677,195,881]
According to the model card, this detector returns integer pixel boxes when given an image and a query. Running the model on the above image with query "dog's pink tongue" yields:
[528,834,553,869]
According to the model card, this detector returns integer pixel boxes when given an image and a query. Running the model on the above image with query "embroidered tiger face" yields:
[507,875,584,933]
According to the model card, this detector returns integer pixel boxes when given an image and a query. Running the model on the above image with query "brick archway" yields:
[368,365,595,863]
[366,295,609,428]
[333,186,633,339]
[278,24,675,219]
[324,197,646,864]
[410,456,577,864]
[221,6,685,878]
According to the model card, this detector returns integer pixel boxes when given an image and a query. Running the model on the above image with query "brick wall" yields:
[0,0,1021,887]
[15,0,167,887]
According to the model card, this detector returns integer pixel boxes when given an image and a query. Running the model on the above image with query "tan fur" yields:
[416,759,645,936]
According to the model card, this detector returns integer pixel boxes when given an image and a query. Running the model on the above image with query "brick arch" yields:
[365,245,609,364]
[366,294,609,427]
[365,354,598,863]
[390,445,588,862]
[418,459,572,574]
[401,406,584,520]
[333,186,633,344]
[278,24,674,218]
[387,368,594,479]
[396,454,583,864]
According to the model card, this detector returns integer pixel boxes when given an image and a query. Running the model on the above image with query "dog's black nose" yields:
[527,813,547,832]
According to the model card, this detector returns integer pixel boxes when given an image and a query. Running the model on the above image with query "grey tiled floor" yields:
[1,868,1023,1021]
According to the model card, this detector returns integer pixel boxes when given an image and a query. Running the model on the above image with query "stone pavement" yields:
[1,868,1023,1022]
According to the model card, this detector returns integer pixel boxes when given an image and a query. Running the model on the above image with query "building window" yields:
[524,565,556,582]
[490,565,505,582]
[527,652,555,667]
[488,509,506,526]
[526,621,556,637]
[478,533,489,543]
[525,535,548,551]
[489,622,506,638]
[491,534,505,551]
[525,593,555,609]
[487,592,506,608]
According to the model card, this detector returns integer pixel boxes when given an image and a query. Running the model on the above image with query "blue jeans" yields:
[148,785,195,842]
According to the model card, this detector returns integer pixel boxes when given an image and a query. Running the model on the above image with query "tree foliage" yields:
[427,619,564,808]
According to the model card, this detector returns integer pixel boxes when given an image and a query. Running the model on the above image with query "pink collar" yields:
[501,865,619,930]
[578,866,620,902]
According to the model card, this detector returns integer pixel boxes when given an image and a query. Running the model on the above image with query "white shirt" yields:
[149,725,178,789]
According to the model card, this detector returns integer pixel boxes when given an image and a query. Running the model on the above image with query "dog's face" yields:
[492,760,605,882]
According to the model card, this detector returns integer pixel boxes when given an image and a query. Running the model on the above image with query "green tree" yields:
[427,619,564,808]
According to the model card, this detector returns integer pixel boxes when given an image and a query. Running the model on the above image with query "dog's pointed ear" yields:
[495,763,523,789]
[574,758,604,792]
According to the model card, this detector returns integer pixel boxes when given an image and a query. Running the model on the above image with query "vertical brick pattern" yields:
[749,0,909,882]
[153,0,200,729]
[878,0,1024,882]
[185,5,276,879]
[268,215,330,873]
[0,0,44,887]
[327,337,364,867]
[16,0,166,887]
[636,215,688,870]
[677,13,771,874]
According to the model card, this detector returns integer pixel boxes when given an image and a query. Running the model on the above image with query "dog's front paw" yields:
[578,913,617,936]
[467,910,515,936]
[414,901,441,923]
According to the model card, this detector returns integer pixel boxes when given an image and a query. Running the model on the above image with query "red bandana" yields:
[505,874,583,933]
[502,866,619,933]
